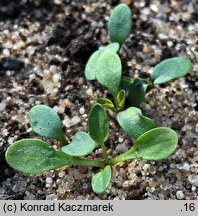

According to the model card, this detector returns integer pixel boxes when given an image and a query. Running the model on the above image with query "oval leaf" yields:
[117,107,156,139]
[88,103,109,144]
[85,50,101,80]
[116,89,126,110]
[61,132,96,157]
[110,128,178,164]
[99,43,120,53]
[108,4,132,45]
[96,51,122,94]
[91,165,112,194]
[120,77,148,107]
[85,43,120,81]
[151,56,192,84]
[5,139,73,174]
[97,98,115,109]
[29,105,67,144]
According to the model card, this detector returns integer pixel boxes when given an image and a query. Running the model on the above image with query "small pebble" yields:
[46,194,58,200]
[65,175,75,185]
[46,177,53,184]
[191,186,196,192]
[71,116,81,126]
[0,188,6,197]
[160,183,168,191]
[79,107,85,115]
[54,0,62,5]
[53,74,61,83]
[58,171,65,178]
[78,166,88,174]
[188,175,198,187]
[143,44,149,53]
[45,184,51,188]
[0,57,24,71]
[24,192,36,200]
[0,102,6,112]
[115,144,128,154]
[2,49,10,56]
[176,190,184,200]
[167,41,173,47]
[86,88,93,97]
[176,162,190,171]
[120,0,132,5]
[122,180,131,188]
[118,137,124,143]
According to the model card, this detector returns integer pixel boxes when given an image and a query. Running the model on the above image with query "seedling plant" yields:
[5,4,192,194]
[85,4,192,109]
[6,104,178,194]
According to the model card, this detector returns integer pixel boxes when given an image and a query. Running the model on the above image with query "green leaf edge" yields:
[117,107,156,140]
[85,50,101,81]
[5,139,70,174]
[108,4,132,45]
[97,98,115,109]
[91,165,112,194]
[109,127,178,164]
[61,132,96,157]
[151,56,192,84]
[96,50,122,95]
[88,103,109,144]
[29,105,67,144]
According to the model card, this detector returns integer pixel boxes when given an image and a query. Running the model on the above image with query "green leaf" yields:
[91,165,112,194]
[109,127,178,164]
[108,4,132,45]
[85,50,101,80]
[151,56,192,84]
[88,103,109,144]
[96,51,122,95]
[120,77,148,107]
[116,89,126,110]
[61,132,96,157]
[85,43,120,81]
[99,43,120,53]
[5,139,73,174]
[117,107,156,139]
[29,105,67,145]
[97,98,115,109]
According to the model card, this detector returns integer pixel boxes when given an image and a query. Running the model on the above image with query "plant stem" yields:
[58,151,105,168]
[108,148,137,166]
[100,141,108,163]
[146,79,154,93]
[79,159,105,168]
[113,93,119,110]
[58,133,69,146]
[113,92,125,112]
[74,158,105,168]
[108,155,124,166]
